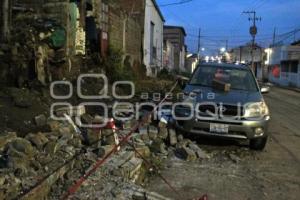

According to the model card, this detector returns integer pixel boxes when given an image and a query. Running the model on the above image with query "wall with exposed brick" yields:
[108,4,142,66]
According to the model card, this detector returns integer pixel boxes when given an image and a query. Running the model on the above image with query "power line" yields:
[159,0,194,7]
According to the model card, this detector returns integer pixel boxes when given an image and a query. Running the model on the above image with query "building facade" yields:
[163,40,175,72]
[266,44,300,88]
[185,53,199,74]
[163,25,187,73]
[143,0,165,77]
[114,0,164,77]
[229,43,265,80]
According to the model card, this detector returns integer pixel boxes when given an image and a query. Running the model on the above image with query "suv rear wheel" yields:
[250,137,268,150]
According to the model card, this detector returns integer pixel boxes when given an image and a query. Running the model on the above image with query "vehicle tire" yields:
[249,137,268,150]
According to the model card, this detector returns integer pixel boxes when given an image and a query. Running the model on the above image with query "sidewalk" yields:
[270,83,300,93]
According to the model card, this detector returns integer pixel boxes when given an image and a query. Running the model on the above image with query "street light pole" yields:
[243,11,261,72]
[197,28,201,58]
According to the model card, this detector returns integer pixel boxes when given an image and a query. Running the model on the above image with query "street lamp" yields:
[220,47,226,53]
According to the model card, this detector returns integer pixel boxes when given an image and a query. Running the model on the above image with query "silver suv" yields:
[175,63,270,150]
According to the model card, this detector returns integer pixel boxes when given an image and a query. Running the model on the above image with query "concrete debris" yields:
[44,141,59,155]
[25,132,49,150]
[150,138,168,155]
[10,88,33,108]
[122,119,137,130]
[135,145,151,158]
[0,108,210,200]
[177,139,192,149]
[47,120,61,132]
[55,105,86,117]
[229,153,241,163]
[148,126,158,140]
[86,128,101,146]
[177,134,184,142]
[188,143,210,159]
[168,129,177,146]
[5,138,35,175]
[34,114,47,127]
[158,127,168,140]
[0,132,17,150]
[93,115,105,124]
[158,117,168,128]
[140,132,151,145]
[120,157,143,180]
[80,113,93,125]
[176,146,197,161]
[132,192,147,200]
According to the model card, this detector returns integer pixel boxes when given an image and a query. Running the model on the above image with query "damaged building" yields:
[0,0,152,88]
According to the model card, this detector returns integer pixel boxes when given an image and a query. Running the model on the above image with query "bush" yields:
[103,48,151,84]
[103,48,124,83]
[157,68,174,80]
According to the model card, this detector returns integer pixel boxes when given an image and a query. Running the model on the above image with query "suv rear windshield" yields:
[190,65,258,91]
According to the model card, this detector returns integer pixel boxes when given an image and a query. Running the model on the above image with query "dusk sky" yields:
[156,0,300,55]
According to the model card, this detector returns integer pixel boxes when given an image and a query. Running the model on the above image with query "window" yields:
[281,61,289,72]
[290,60,299,73]
[150,22,155,64]
[190,65,258,91]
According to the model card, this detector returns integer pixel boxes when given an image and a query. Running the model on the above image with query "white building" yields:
[266,44,300,88]
[179,45,187,72]
[185,53,199,74]
[163,40,175,72]
[163,26,187,74]
[143,0,165,77]
[229,43,265,80]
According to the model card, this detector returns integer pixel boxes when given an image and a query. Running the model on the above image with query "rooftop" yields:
[164,25,187,36]
[150,0,165,22]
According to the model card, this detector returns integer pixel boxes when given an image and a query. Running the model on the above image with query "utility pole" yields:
[197,28,201,58]
[225,39,228,51]
[243,11,261,72]
[272,27,276,47]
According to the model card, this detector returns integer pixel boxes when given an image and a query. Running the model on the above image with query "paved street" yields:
[147,86,300,200]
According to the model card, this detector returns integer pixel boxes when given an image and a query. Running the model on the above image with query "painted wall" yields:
[143,0,164,77]
[230,45,263,63]
[179,46,186,72]
[267,45,300,88]
[163,40,175,72]
[163,26,186,71]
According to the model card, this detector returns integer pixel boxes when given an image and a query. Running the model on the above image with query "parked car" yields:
[175,63,271,150]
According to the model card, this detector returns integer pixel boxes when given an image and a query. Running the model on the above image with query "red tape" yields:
[61,81,178,199]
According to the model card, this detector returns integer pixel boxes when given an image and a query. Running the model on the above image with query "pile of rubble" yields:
[0,105,209,200]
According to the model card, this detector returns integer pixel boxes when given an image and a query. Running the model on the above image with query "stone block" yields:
[0,132,17,150]
[25,132,49,150]
[34,114,47,126]
[55,105,85,117]
[168,129,177,146]
[188,143,209,159]
[158,127,168,140]
[120,157,143,179]
[44,141,59,155]
[176,147,197,161]
[86,129,101,146]
[150,138,167,154]
[135,146,151,158]
[148,126,158,140]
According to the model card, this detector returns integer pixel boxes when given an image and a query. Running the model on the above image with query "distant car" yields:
[175,63,271,150]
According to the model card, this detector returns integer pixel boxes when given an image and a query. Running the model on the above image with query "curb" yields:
[272,84,300,93]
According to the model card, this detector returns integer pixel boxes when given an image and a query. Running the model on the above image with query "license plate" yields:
[210,123,229,134]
